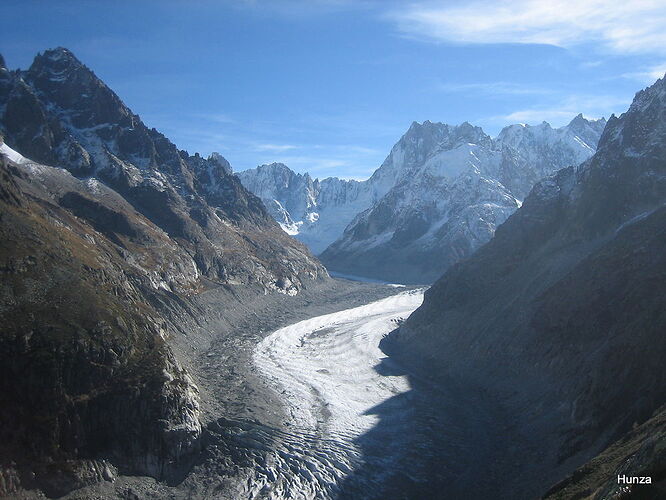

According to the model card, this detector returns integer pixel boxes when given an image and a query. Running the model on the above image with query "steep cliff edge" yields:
[0,144,201,497]
[382,76,666,497]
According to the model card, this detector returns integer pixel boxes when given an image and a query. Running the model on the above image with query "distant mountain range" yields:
[238,115,606,283]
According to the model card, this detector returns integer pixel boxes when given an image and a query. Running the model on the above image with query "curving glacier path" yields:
[255,288,422,438]
[214,287,510,500]
[247,289,436,498]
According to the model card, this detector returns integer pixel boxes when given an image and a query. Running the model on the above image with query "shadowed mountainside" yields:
[381,75,666,497]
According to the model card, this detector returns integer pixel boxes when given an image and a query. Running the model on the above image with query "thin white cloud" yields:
[254,155,364,178]
[195,112,236,124]
[254,143,299,152]
[502,109,580,124]
[389,0,666,54]
[436,81,553,96]
[622,63,666,83]
[312,144,382,155]
[260,154,365,174]
[489,94,631,129]
[143,107,397,180]
[579,60,605,68]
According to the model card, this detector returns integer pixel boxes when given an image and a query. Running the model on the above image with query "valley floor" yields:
[17,279,514,500]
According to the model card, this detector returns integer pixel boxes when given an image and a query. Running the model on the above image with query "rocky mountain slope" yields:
[237,164,382,254]
[321,117,605,283]
[382,75,666,497]
[0,48,326,497]
[237,163,319,236]
[0,48,324,293]
[543,405,666,499]
[495,113,606,199]
[0,141,203,496]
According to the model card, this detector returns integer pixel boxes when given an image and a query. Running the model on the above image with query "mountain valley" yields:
[1,46,665,500]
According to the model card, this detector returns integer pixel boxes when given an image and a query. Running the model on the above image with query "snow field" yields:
[252,289,425,495]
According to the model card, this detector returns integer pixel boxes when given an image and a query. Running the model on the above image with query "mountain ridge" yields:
[236,114,606,282]
[0,47,326,292]
[320,115,604,283]
[238,115,605,283]
[0,47,326,497]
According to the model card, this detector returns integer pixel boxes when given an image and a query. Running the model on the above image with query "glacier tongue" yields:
[252,289,425,496]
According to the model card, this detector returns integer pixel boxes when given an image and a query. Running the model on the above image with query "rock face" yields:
[0,47,325,293]
[0,142,201,497]
[237,164,379,254]
[0,48,326,497]
[236,163,320,236]
[321,117,604,283]
[494,114,607,199]
[383,75,666,497]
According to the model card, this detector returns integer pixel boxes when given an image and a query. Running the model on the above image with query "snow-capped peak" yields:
[208,152,232,174]
[237,114,608,272]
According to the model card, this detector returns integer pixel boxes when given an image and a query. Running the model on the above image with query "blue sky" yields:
[3,0,665,179]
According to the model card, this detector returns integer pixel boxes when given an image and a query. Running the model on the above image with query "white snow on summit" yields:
[237,163,388,254]
[238,115,606,282]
